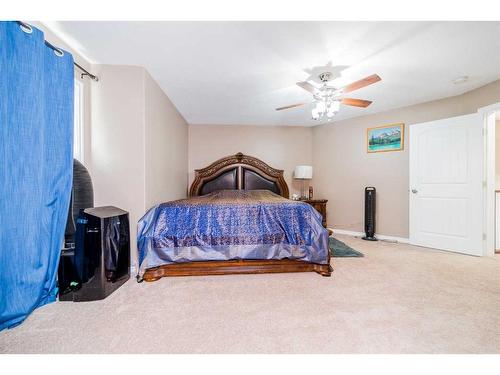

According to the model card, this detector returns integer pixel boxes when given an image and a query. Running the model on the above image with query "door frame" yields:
[408,105,498,257]
[479,102,500,257]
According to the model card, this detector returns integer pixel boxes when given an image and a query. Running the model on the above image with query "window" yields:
[73,78,84,163]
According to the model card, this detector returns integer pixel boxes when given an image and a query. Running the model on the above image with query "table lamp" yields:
[294,165,313,199]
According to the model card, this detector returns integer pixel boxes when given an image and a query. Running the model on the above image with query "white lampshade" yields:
[294,165,313,179]
[331,100,341,112]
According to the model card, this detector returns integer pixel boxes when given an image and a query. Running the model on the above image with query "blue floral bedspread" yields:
[137,190,329,276]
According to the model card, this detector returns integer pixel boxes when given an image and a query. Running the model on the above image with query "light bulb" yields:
[331,100,340,112]
[311,108,319,120]
[316,101,326,113]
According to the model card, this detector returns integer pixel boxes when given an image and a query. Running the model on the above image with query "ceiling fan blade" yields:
[296,81,317,94]
[275,102,307,111]
[342,74,381,94]
[341,98,373,108]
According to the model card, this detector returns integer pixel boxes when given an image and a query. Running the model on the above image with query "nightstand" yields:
[301,199,328,228]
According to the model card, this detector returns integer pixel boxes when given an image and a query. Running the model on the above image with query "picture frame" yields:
[367,123,405,153]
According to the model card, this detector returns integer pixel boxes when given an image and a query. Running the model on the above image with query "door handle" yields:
[411,189,418,194]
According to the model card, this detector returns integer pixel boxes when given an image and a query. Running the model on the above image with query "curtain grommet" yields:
[19,22,33,34]
[53,48,64,57]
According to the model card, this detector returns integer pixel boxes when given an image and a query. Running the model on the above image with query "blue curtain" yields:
[0,21,74,330]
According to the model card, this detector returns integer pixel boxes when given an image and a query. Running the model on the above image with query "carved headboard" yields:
[189,152,289,198]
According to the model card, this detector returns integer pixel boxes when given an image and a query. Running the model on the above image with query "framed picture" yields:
[367,123,405,153]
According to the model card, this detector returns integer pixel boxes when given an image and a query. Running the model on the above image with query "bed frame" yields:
[142,152,332,281]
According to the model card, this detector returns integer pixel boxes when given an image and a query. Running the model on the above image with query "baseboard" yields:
[329,228,410,244]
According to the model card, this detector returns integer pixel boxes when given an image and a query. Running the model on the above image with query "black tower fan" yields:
[362,187,378,241]
[58,159,94,296]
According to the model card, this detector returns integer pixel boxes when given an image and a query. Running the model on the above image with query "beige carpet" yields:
[1,235,499,354]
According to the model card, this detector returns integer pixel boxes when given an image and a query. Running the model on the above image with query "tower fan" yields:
[362,187,377,241]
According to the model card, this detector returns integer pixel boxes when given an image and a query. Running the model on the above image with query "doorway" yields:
[483,104,500,256]
[481,103,500,257]
[495,112,500,254]
[408,103,500,257]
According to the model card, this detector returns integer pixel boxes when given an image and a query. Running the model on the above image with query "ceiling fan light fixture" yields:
[326,109,337,120]
[331,100,340,112]
[316,101,326,113]
[311,99,340,121]
[279,72,381,121]
[311,108,319,120]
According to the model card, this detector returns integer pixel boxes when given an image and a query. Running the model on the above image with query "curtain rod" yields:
[17,21,99,82]
[74,62,99,82]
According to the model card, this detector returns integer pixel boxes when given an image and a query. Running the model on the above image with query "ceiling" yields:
[50,21,500,126]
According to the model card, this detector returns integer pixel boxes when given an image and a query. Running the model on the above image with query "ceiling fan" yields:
[276,72,381,121]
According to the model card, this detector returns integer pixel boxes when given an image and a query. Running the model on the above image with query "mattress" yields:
[137,190,329,277]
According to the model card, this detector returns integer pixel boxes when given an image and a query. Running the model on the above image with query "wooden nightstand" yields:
[301,199,328,228]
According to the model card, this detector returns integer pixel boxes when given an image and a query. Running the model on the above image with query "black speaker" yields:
[362,187,378,241]
[59,206,130,301]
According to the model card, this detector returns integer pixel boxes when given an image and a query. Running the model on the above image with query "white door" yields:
[409,113,484,256]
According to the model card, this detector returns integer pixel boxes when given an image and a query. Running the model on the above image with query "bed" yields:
[137,152,332,282]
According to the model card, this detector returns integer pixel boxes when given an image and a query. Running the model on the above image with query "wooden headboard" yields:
[189,152,289,198]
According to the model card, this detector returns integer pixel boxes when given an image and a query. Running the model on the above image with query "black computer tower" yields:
[59,206,130,301]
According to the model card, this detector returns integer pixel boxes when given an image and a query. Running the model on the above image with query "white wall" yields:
[313,79,500,238]
[90,65,146,256]
[90,65,188,268]
[188,124,313,196]
[32,23,190,270]
[144,70,189,207]
[31,21,500,247]
[188,79,500,239]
